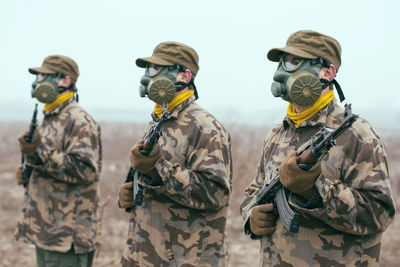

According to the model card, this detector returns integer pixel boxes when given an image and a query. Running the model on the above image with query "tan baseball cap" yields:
[29,55,80,81]
[267,30,342,70]
[136,41,199,76]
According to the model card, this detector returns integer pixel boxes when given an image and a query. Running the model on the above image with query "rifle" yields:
[20,103,39,186]
[124,103,169,211]
[252,103,358,237]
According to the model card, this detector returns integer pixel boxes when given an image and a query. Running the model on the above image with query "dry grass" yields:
[0,121,399,266]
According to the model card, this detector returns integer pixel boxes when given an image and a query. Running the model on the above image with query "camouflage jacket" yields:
[122,95,232,267]
[15,98,103,254]
[240,100,395,266]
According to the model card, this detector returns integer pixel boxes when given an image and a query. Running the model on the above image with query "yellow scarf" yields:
[287,90,334,127]
[154,90,194,117]
[44,91,74,113]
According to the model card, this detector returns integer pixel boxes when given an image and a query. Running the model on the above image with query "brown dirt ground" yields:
[0,122,399,266]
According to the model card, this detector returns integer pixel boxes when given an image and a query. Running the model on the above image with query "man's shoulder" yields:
[327,104,382,143]
[61,101,100,128]
[350,116,382,142]
[182,102,229,134]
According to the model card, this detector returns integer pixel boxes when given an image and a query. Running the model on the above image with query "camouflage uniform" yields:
[121,95,232,266]
[15,97,103,254]
[240,100,395,266]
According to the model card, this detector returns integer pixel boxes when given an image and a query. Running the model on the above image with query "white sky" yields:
[0,0,399,125]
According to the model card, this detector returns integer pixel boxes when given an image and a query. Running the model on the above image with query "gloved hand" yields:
[18,130,41,156]
[16,164,29,186]
[118,182,134,208]
[279,151,321,199]
[130,139,161,177]
[249,203,278,236]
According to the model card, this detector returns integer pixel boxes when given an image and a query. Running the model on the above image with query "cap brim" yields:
[267,47,317,62]
[135,56,175,68]
[28,67,57,75]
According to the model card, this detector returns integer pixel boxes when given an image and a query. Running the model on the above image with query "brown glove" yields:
[18,130,41,156]
[249,203,278,236]
[118,182,134,208]
[129,139,161,177]
[16,164,29,186]
[279,151,321,199]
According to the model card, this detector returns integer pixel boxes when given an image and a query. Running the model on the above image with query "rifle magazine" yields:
[133,170,143,206]
[275,187,300,233]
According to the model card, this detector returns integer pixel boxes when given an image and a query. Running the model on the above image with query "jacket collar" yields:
[151,95,196,121]
[43,97,75,116]
[283,98,338,130]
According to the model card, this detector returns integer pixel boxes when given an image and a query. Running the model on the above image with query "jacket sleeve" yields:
[291,125,396,235]
[239,139,269,236]
[34,117,102,185]
[153,126,232,211]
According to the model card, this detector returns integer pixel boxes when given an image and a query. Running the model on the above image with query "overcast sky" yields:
[1,0,399,125]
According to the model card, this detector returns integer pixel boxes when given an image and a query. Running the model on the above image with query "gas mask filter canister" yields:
[271,54,326,106]
[31,74,62,104]
[139,64,185,105]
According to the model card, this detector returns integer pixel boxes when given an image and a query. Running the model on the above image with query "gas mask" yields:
[271,54,332,106]
[139,64,187,105]
[31,73,65,104]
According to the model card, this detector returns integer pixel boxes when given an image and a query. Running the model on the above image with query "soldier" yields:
[15,55,102,267]
[240,30,396,266]
[118,41,232,266]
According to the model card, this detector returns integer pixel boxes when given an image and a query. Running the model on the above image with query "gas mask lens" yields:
[146,64,162,77]
[282,54,304,72]
[31,74,46,90]
[36,74,47,83]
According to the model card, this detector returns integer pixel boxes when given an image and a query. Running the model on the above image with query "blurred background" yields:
[1,0,399,266]
[0,0,399,125]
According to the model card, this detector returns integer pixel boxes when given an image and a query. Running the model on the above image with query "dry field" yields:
[0,121,399,266]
